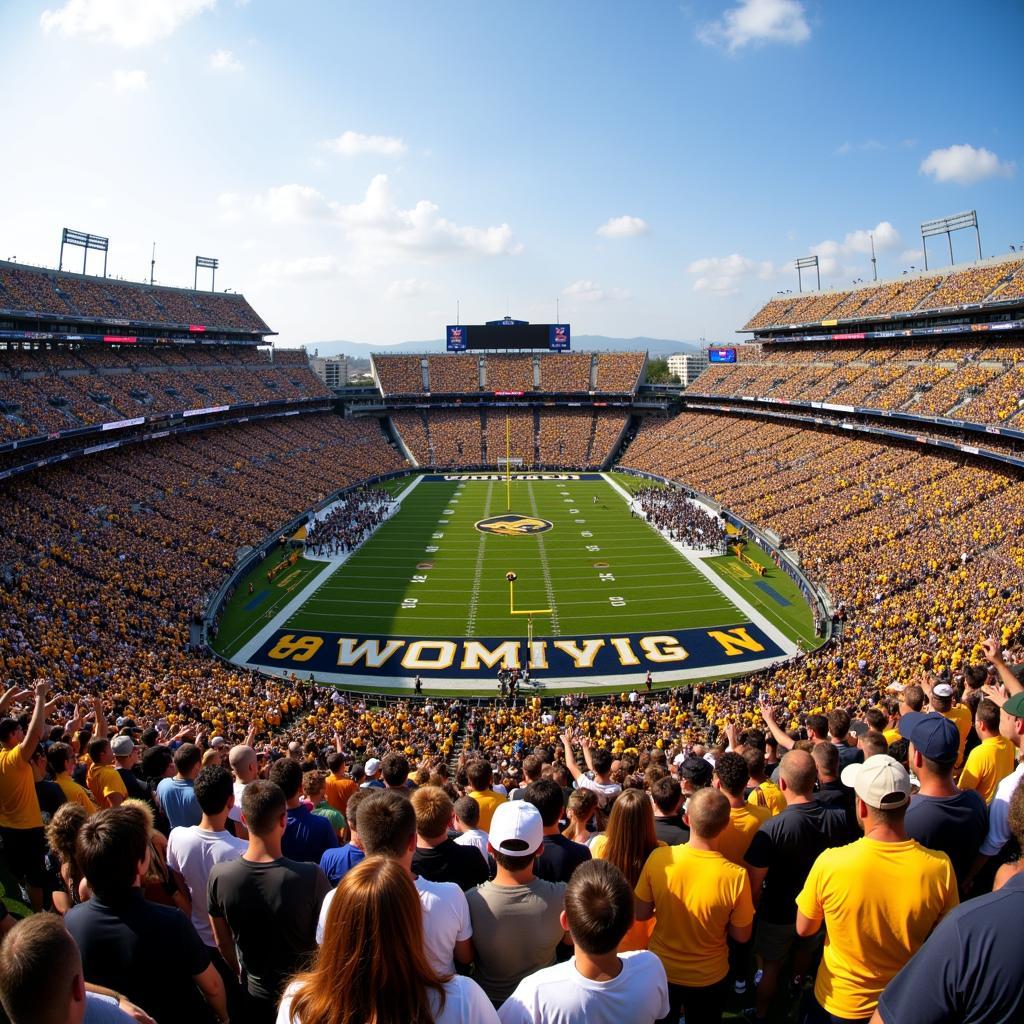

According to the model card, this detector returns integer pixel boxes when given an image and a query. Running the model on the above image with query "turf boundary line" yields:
[600,472,799,658]
[465,481,493,635]
[526,481,560,635]
[232,474,425,665]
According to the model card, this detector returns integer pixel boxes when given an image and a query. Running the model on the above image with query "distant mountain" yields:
[301,335,702,360]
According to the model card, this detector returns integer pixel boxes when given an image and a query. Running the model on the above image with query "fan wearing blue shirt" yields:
[269,759,339,864]
[320,787,370,885]
[156,743,203,829]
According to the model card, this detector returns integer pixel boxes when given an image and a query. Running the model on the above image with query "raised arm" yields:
[559,731,584,782]
[982,634,1023,696]
[92,697,108,740]
[758,698,795,751]
[19,680,51,761]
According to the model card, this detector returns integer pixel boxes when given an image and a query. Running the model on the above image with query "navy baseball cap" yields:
[898,711,959,763]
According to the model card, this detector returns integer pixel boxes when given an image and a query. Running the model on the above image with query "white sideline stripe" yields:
[233,475,425,665]
[600,473,799,658]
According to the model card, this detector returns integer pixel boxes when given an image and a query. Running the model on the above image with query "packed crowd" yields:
[633,486,728,551]
[0,343,331,443]
[304,487,394,557]
[372,352,647,397]
[390,408,630,468]
[0,262,270,333]
[2,643,1023,1024]
[742,255,1024,330]
[691,335,1024,425]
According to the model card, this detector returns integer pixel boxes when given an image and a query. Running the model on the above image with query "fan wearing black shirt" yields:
[743,750,848,1024]
[651,775,689,846]
[411,785,488,891]
[208,780,330,1024]
[526,778,591,883]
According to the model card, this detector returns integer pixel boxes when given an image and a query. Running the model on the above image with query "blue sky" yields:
[1,0,1021,346]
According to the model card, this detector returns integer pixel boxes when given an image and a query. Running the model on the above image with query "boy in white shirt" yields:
[498,859,668,1024]
[452,795,490,862]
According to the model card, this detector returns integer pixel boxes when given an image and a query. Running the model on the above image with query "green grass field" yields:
[214,474,817,673]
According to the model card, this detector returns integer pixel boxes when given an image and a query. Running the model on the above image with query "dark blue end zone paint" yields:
[422,473,606,482]
[754,581,791,607]
[248,622,785,681]
[244,590,271,612]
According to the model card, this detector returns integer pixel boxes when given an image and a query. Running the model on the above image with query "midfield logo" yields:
[475,514,553,536]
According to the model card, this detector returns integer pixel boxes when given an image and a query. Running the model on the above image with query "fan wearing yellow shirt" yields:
[46,743,97,814]
[465,759,506,833]
[795,755,958,1023]
[927,681,971,767]
[85,738,128,810]
[635,788,754,1024]
[713,752,771,866]
[0,680,53,911]
[958,698,1016,804]
[744,748,787,817]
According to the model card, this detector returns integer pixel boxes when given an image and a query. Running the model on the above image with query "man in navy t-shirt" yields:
[526,778,591,883]
[269,759,338,864]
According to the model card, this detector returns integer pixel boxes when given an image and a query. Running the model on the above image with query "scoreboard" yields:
[708,347,737,363]
[447,319,570,352]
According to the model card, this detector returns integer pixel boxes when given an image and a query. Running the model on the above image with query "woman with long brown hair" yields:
[277,856,498,1024]
[561,788,598,845]
[588,788,665,951]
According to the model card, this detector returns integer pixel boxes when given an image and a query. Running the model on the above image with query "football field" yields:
[215,472,818,692]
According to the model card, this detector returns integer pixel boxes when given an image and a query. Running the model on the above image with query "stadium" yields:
[1,3,1023,1023]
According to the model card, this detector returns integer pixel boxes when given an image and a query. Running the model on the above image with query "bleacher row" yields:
[373,351,646,396]
[0,344,332,443]
[391,408,629,468]
[690,337,1024,426]
[0,262,270,333]
[744,255,1024,330]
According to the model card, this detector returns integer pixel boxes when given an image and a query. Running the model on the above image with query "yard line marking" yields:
[527,481,560,635]
[465,482,493,635]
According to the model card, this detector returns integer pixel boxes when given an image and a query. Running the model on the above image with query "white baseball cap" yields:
[364,757,381,776]
[932,683,954,698]
[840,754,911,810]
[488,800,544,856]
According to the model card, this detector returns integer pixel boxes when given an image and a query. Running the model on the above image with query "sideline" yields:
[600,473,799,658]
[233,475,424,665]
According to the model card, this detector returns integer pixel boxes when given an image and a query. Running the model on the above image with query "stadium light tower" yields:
[920,211,981,270]
[59,228,108,276]
[194,255,219,291]
[794,255,820,292]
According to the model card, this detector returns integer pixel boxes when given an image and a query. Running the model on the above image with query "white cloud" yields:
[258,256,342,281]
[810,221,901,276]
[900,248,924,264]
[385,278,432,301]
[697,0,810,52]
[335,174,520,261]
[40,0,215,48]
[325,131,406,158]
[688,254,774,295]
[596,215,649,239]
[209,49,243,73]
[254,184,336,225]
[111,68,148,92]
[834,139,884,156]
[562,280,632,303]
[920,144,1016,185]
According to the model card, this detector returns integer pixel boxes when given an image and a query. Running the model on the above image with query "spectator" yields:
[303,771,345,840]
[466,800,570,1007]
[713,751,770,866]
[968,690,1024,889]
[0,681,52,910]
[268,759,339,864]
[453,794,490,861]
[508,753,544,800]
[497,860,669,1024]
[0,913,143,1024]
[635,788,754,1024]
[527,778,591,884]
[924,680,972,767]
[318,790,473,979]
[279,857,499,1024]
[466,759,507,832]
[827,709,864,771]
[46,802,89,914]
[323,751,356,814]
[166,766,247,1007]
[156,744,203,830]
[744,747,786,817]
[411,785,488,892]
[743,750,847,1024]
[992,777,1024,891]
[899,712,988,889]
[359,757,385,789]
[810,741,857,840]
[208,779,329,1024]
[318,787,369,886]
[65,806,228,1023]
[85,738,127,811]
[381,751,412,790]
[795,755,958,1023]
[560,733,621,809]
[958,697,1015,803]
[589,788,664,952]
[562,789,598,845]
[111,737,152,804]
[48,742,97,814]
[651,775,689,846]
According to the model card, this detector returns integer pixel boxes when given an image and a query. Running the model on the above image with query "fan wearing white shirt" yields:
[498,859,668,1024]
[315,789,473,977]
[453,795,490,862]
[560,732,621,809]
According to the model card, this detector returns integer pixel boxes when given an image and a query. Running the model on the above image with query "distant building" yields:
[310,355,348,387]
[667,350,709,387]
